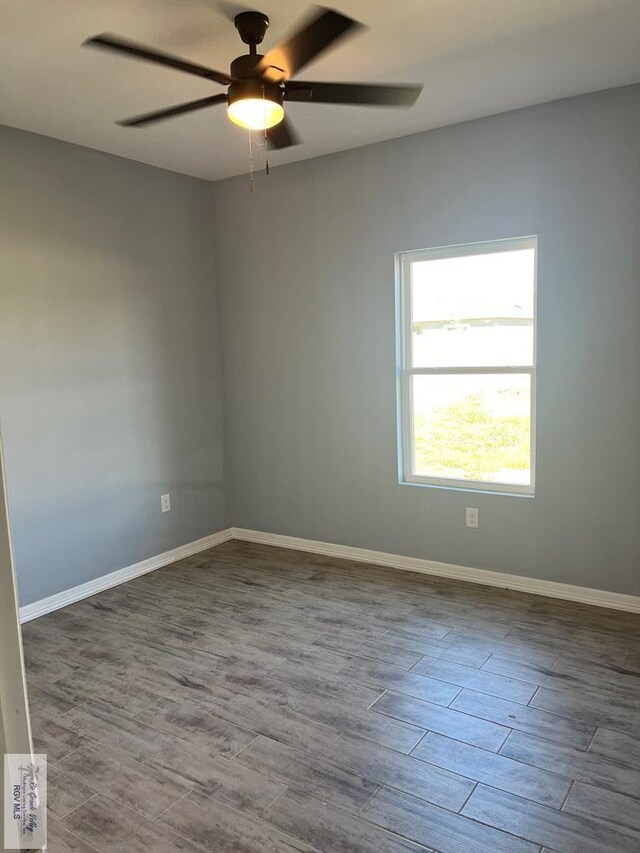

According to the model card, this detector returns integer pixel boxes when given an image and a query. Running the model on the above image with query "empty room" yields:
[1,1,640,851]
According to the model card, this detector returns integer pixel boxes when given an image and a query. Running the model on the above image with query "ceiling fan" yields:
[84,5,423,149]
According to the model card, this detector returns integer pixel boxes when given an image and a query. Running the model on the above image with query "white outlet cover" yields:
[161,493,171,513]
[465,507,479,528]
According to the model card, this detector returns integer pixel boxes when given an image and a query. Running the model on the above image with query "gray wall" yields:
[213,84,640,596]
[0,126,227,606]
[3,84,639,605]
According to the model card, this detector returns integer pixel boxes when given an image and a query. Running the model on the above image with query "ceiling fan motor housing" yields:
[229,35,282,113]
[230,53,263,78]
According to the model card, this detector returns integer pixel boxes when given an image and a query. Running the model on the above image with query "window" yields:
[397,236,537,495]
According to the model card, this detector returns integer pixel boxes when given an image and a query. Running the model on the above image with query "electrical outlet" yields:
[161,493,171,513]
[465,507,479,529]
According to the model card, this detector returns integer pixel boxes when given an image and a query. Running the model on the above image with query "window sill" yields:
[399,478,535,498]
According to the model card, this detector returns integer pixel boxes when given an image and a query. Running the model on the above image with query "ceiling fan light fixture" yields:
[227,78,284,131]
[227,96,284,131]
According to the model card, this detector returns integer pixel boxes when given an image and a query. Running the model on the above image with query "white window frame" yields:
[396,236,537,496]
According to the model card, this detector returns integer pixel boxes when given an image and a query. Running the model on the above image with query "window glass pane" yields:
[410,248,535,367]
[412,374,531,485]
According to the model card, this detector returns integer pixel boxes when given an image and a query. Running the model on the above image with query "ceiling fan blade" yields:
[285,80,423,106]
[257,6,363,83]
[267,115,301,150]
[118,94,227,127]
[84,34,234,86]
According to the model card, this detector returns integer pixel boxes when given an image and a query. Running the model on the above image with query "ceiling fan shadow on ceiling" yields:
[83,5,424,152]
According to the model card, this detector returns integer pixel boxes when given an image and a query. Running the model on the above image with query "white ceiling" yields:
[2,0,640,182]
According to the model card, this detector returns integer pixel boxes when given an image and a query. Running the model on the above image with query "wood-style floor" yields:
[22,540,640,853]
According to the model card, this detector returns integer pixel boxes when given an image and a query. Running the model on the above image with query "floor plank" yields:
[321,732,476,811]
[147,737,287,817]
[133,695,259,756]
[161,789,324,852]
[338,658,462,706]
[263,788,432,853]
[462,784,640,853]
[59,700,177,759]
[531,687,640,736]
[360,785,540,853]
[501,730,640,795]
[58,741,192,820]
[412,655,537,703]
[30,712,86,763]
[563,782,640,836]
[45,819,101,853]
[235,733,379,810]
[61,795,202,852]
[372,691,511,751]
[145,683,341,756]
[273,684,427,753]
[589,727,640,770]
[451,689,595,747]
[381,629,494,667]
[269,661,385,708]
[412,731,571,807]
[312,634,424,669]
[47,764,96,820]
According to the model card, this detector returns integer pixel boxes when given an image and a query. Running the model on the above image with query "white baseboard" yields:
[19,528,233,623]
[20,525,640,622]
[231,527,640,614]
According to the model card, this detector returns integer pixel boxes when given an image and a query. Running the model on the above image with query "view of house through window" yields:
[398,237,537,493]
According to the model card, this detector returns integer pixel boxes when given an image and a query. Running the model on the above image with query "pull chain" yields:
[262,86,270,176]
[248,130,254,193]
